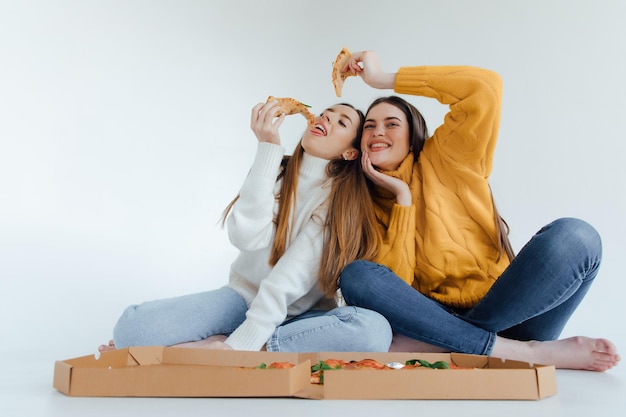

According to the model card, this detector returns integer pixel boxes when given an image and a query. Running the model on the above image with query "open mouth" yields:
[368,141,390,150]
[312,123,327,136]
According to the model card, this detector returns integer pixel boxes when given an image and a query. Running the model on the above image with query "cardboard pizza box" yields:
[53,346,309,398]
[53,348,556,400]
[295,352,557,400]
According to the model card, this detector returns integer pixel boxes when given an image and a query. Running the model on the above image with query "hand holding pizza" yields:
[250,100,286,145]
[332,48,397,94]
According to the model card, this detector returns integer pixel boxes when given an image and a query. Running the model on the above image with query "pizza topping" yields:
[255,361,296,369]
[254,358,461,385]
[310,360,346,384]
[408,359,451,369]
[309,358,464,383]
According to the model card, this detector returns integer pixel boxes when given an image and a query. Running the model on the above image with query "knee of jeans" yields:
[339,260,373,293]
[340,307,392,351]
[112,305,141,348]
[553,217,602,261]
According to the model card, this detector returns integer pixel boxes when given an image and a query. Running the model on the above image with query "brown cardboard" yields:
[53,346,309,398]
[294,352,557,400]
[53,348,556,400]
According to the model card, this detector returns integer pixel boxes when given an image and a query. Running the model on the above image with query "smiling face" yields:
[301,104,361,161]
[362,102,411,171]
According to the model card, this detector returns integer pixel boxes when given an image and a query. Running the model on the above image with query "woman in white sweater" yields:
[103,99,392,352]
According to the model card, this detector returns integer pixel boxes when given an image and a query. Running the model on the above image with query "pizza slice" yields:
[331,46,356,97]
[266,96,315,125]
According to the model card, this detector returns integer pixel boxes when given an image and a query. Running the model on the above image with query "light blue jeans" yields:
[113,287,392,352]
[339,218,602,355]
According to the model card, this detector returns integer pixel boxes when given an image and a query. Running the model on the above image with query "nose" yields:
[372,125,384,137]
[316,113,332,125]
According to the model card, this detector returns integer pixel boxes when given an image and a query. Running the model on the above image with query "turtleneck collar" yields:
[300,151,330,178]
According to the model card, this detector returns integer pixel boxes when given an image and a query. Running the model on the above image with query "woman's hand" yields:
[250,101,286,145]
[362,152,412,206]
[345,50,397,90]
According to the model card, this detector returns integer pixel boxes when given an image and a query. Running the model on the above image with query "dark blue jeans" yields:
[339,218,602,355]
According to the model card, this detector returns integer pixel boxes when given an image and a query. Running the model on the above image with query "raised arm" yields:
[345,50,502,176]
[227,142,284,250]
[227,102,287,250]
[395,65,502,176]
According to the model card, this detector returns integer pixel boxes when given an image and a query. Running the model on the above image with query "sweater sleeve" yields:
[376,204,416,285]
[226,142,285,251]
[225,211,326,351]
[395,66,502,177]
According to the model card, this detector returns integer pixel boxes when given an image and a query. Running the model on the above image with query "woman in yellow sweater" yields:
[338,50,620,372]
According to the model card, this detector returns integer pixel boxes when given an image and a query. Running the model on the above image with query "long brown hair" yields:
[318,131,380,297]
[222,104,379,297]
[367,96,515,262]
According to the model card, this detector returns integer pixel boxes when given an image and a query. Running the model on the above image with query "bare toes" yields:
[98,340,116,352]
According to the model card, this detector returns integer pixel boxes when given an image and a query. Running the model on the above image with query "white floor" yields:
[2,348,624,417]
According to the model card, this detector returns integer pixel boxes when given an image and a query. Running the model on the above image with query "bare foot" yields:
[173,335,232,350]
[98,340,116,353]
[493,336,620,372]
[389,333,448,353]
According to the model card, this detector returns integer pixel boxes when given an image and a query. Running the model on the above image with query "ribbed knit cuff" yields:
[225,319,274,351]
[248,142,285,179]
[388,204,416,232]
[394,66,430,94]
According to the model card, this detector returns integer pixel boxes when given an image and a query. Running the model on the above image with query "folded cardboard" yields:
[295,352,556,400]
[53,347,309,398]
[53,347,556,400]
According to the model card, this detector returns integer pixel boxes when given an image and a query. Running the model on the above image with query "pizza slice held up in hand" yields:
[266,96,315,126]
[331,46,356,97]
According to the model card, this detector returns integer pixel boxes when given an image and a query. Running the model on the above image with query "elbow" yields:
[481,69,503,101]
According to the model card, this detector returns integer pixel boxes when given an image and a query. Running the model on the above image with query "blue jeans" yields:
[339,218,602,355]
[113,287,392,352]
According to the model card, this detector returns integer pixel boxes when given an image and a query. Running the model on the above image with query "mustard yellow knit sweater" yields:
[373,66,510,309]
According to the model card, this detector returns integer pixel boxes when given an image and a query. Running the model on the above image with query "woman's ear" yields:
[342,147,359,161]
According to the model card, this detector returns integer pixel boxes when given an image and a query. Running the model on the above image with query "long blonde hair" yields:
[222,104,379,297]
[318,147,380,296]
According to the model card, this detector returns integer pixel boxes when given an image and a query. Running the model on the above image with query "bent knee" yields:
[551,218,602,259]
[338,307,392,351]
[112,305,144,348]
[339,260,381,292]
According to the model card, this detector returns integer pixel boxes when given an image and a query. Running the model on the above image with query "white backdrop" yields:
[1,0,625,361]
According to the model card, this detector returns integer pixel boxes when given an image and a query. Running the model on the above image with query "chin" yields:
[369,158,389,170]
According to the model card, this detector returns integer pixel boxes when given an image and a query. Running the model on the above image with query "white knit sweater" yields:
[224,142,337,350]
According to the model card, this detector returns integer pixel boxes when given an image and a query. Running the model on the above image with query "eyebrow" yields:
[365,116,402,123]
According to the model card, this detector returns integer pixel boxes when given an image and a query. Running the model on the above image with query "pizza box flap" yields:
[53,347,310,398]
[127,346,164,365]
[161,347,302,367]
